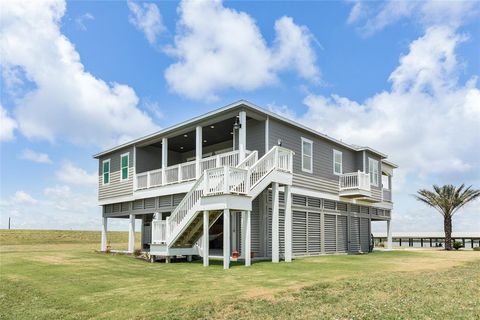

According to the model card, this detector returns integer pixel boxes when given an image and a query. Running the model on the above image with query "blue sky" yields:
[1,0,479,232]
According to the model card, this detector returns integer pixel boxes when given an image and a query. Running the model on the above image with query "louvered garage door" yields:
[360,218,370,252]
[251,198,262,257]
[292,211,307,256]
[324,214,336,253]
[337,215,348,252]
[349,217,361,252]
[307,212,321,255]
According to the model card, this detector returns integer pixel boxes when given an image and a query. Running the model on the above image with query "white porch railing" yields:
[339,171,371,192]
[154,146,294,246]
[152,220,167,244]
[135,150,250,190]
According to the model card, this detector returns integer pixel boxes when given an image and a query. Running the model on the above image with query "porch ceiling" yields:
[151,117,244,152]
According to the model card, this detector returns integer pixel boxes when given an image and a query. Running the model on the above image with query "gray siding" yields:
[98,146,134,200]
[269,119,362,195]
[246,119,266,157]
[136,146,161,174]
[103,193,186,217]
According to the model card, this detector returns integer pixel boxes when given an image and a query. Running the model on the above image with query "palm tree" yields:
[415,184,480,250]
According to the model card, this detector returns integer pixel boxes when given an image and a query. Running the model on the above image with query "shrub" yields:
[377,242,385,248]
[473,247,480,251]
[133,249,142,256]
[453,241,464,250]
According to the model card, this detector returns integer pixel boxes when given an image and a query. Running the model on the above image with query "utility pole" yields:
[8,217,11,230]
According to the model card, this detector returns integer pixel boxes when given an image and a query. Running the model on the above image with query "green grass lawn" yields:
[1,230,479,319]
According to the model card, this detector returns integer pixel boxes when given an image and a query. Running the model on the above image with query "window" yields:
[368,158,379,186]
[121,153,129,181]
[333,150,342,175]
[301,137,313,173]
[102,159,110,185]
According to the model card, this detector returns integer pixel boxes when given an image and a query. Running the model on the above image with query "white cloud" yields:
[299,27,480,177]
[349,0,480,36]
[0,0,159,148]
[279,25,480,232]
[75,12,94,31]
[19,149,52,164]
[0,105,17,141]
[127,1,165,45]
[55,162,97,186]
[12,191,38,204]
[164,0,320,100]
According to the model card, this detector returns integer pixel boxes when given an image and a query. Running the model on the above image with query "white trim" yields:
[120,152,130,182]
[102,159,110,186]
[368,157,379,187]
[333,149,342,175]
[301,137,313,173]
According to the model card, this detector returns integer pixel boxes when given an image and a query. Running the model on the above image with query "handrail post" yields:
[274,147,278,168]
[216,155,221,168]
[246,168,251,192]
[224,166,229,194]
[147,172,151,188]
[178,165,183,183]
[204,171,209,195]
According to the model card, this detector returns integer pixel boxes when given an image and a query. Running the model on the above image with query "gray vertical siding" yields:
[98,146,134,200]
[246,119,266,157]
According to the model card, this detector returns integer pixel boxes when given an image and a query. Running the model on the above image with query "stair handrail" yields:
[165,155,254,243]
[237,151,258,169]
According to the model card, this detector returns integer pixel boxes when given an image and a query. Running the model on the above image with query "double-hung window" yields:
[102,159,110,185]
[301,137,313,173]
[333,150,342,175]
[120,153,129,181]
[368,158,379,186]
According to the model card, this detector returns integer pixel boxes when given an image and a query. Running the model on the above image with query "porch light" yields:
[180,146,184,150]
[210,125,215,129]
[203,140,207,143]
[233,118,241,130]
[184,134,188,138]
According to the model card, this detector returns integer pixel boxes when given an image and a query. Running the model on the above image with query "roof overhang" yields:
[93,100,389,159]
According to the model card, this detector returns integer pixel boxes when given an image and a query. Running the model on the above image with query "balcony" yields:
[134,150,250,190]
[339,171,371,198]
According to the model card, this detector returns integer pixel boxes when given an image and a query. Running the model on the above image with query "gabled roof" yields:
[93,100,389,159]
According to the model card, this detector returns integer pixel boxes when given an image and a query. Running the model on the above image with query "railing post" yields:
[246,169,251,192]
[204,171,209,195]
[178,165,183,183]
[224,166,229,194]
[274,147,278,168]
[147,172,151,188]
[216,155,221,168]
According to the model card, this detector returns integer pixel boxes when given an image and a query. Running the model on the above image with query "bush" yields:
[133,249,142,256]
[377,242,385,248]
[453,241,464,250]
[473,247,480,251]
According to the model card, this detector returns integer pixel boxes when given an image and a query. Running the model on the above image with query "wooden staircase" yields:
[150,146,294,257]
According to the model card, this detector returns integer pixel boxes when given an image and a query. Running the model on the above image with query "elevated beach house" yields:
[94,100,396,269]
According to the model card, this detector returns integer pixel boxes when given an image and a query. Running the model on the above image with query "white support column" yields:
[272,182,280,263]
[241,211,246,259]
[223,209,231,269]
[231,211,237,252]
[245,210,251,267]
[162,137,168,185]
[387,220,393,250]
[196,126,202,179]
[203,211,209,267]
[284,185,293,262]
[101,217,107,251]
[239,110,247,162]
[128,214,135,253]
